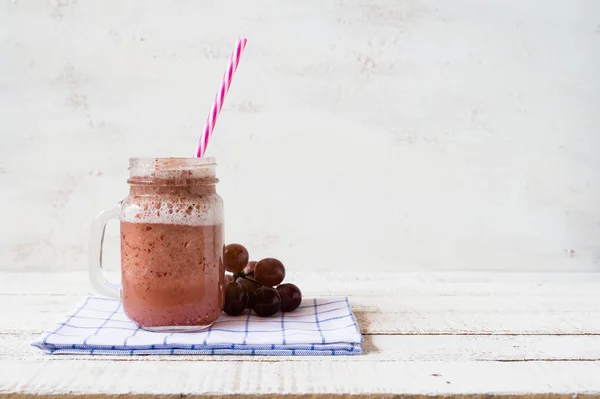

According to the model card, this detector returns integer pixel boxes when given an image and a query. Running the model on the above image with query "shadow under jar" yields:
[89,158,224,332]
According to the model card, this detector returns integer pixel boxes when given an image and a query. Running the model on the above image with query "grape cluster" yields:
[223,243,302,317]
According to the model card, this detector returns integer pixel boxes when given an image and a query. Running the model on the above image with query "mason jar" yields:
[89,157,224,331]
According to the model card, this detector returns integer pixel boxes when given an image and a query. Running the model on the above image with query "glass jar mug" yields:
[88,158,225,331]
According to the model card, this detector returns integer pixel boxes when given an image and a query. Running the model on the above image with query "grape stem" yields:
[237,274,262,286]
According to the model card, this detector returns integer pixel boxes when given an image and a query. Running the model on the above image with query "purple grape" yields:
[224,243,249,273]
[276,283,302,312]
[243,260,257,276]
[223,281,248,316]
[252,286,281,317]
[254,258,285,286]
[239,277,260,309]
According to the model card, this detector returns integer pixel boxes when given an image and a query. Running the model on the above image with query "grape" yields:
[254,258,286,286]
[276,283,302,312]
[239,277,260,309]
[243,260,257,276]
[252,286,281,317]
[224,244,249,273]
[223,281,248,316]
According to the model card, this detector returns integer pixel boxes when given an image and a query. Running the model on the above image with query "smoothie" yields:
[120,222,223,328]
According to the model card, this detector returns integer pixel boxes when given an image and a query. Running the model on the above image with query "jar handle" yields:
[88,203,122,299]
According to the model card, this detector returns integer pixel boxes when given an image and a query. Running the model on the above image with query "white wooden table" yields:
[1,271,599,398]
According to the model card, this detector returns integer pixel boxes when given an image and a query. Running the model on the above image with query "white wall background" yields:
[1,0,599,272]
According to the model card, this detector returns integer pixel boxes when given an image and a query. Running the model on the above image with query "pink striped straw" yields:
[194,37,248,158]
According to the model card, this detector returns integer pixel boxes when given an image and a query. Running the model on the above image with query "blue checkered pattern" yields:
[32,296,363,355]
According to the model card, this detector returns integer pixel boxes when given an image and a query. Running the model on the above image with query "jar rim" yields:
[128,157,217,181]
[129,157,216,170]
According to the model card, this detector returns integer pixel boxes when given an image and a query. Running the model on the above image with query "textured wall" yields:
[1,0,599,271]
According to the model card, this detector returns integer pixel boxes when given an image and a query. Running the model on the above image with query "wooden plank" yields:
[1,359,599,397]
[1,271,600,397]
[3,294,600,335]
[2,271,600,297]
[6,333,600,362]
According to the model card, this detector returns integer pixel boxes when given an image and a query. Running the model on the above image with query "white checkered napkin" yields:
[32,296,363,355]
